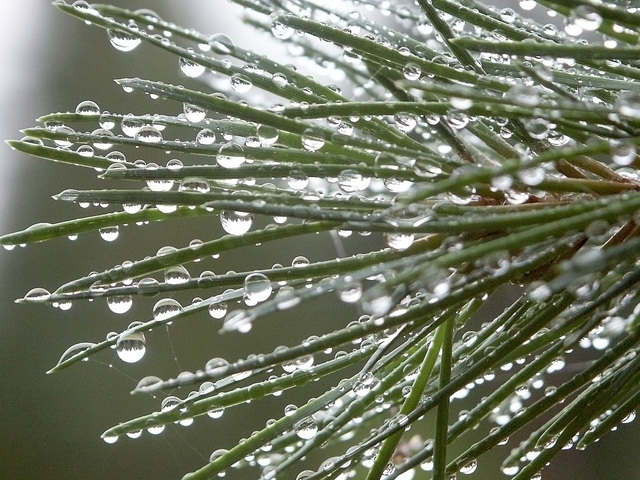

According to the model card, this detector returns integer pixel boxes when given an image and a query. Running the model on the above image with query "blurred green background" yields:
[0,2,639,479]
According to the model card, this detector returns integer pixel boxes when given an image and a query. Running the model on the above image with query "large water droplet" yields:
[301,128,325,151]
[99,226,119,242]
[153,298,183,321]
[208,301,228,319]
[164,265,191,284]
[183,103,206,123]
[75,100,100,115]
[135,126,163,144]
[295,416,318,439]
[271,18,294,39]
[616,92,640,119]
[220,210,253,235]
[55,342,96,367]
[223,309,255,333]
[179,177,210,193]
[244,273,272,303]
[23,287,52,303]
[230,73,252,93]
[108,28,142,52]
[116,331,146,363]
[179,53,206,78]
[107,295,133,314]
[217,142,245,168]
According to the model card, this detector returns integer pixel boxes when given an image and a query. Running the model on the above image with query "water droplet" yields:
[230,73,252,93]
[394,114,417,133]
[519,0,536,10]
[179,177,210,193]
[195,128,216,145]
[209,448,229,463]
[301,128,325,151]
[271,18,294,39]
[179,54,206,78]
[107,295,133,314]
[272,72,289,87]
[147,424,165,435]
[146,164,174,192]
[505,84,539,107]
[403,63,421,80]
[501,465,519,476]
[99,226,119,242]
[223,309,255,333]
[207,407,225,419]
[92,128,114,150]
[135,126,163,144]
[499,8,516,23]
[209,33,235,54]
[295,416,318,439]
[116,331,146,363]
[55,342,96,366]
[108,28,141,52]
[183,103,206,123]
[339,282,362,303]
[217,142,245,168]
[53,126,75,147]
[291,255,309,268]
[220,210,253,235]
[612,141,636,166]
[208,301,227,319]
[616,91,640,118]
[384,232,414,251]
[524,118,549,140]
[134,375,163,392]
[338,169,370,193]
[153,298,183,321]
[257,125,279,146]
[244,273,272,303]
[164,265,191,284]
[103,435,118,444]
[571,5,602,32]
[76,144,94,158]
[23,287,51,303]
[622,411,636,424]
[75,100,100,115]
[121,115,143,137]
